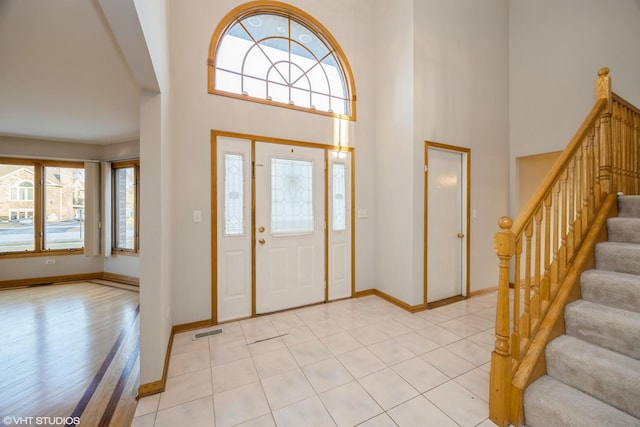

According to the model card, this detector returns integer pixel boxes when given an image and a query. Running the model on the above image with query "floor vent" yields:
[194,329,222,340]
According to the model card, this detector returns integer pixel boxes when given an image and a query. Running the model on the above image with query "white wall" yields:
[168,0,377,325]
[415,0,510,294]
[372,0,417,304]
[510,0,640,214]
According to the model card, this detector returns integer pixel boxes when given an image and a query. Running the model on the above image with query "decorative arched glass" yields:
[208,1,356,120]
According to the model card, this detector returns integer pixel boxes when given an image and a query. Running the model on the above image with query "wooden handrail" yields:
[489,68,640,426]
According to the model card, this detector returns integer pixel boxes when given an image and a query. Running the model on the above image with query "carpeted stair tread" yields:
[524,376,640,427]
[546,335,640,418]
[607,217,640,244]
[581,269,640,314]
[618,195,640,218]
[565,300,640,360]
[595,241,640,275]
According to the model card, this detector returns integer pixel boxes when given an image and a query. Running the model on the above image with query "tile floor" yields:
[132,293,499,427]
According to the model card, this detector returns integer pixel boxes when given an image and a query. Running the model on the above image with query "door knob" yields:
[259,226,265,233]
[457,233,464,238]
[258,238,266,245]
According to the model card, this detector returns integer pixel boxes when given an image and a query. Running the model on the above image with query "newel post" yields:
[596,67,613,195]
[490,216,515,426]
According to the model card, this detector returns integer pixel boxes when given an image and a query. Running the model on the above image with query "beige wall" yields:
[516,151,562,213]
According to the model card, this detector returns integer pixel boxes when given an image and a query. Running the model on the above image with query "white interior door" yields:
[254,142,325,314]
[427,146,467,303]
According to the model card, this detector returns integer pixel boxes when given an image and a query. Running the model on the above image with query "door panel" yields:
[328,151,352,300]
[255,142,325,314]
[427,147,467,303]
[216,137,252,321]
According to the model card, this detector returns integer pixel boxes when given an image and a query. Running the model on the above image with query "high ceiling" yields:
[0,0,140,145]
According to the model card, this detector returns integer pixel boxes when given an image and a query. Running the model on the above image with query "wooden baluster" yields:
[490,217,515,426]
[559,170,568,280]
[581,135,591,238]
[635,113,640,194]
[567,157,576,261]
[596,67,612,196]
[594,118,602,208]
[551,181,560,298]
[532,207,542,320]
[575,140,585,246]
[587,127,596,222]
[512,235,522,360]
[542,193,552,301]
[522,221,533,339]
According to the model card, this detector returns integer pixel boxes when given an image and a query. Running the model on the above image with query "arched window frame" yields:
[208,1,357,121]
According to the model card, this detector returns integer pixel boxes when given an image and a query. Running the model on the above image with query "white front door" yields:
[254,142,325,314]
[427,145,468,303]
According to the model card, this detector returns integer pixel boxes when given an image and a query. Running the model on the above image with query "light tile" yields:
[288,339,333,366]
[213,382,270,427]
[454,367,490,402]
[248,336,286,356]
[301,357,354,393]
[421,347,475,378]
[414,309,454,324]
[358,368,418,410]
[207,322,245,345]
[393,332,440,356]
[320,331,363,355]
[281,325,317,345]
[241,317,278,342]
[154,395,214,427]
[133,394,159,417]
[337,347,386,379]
[458,314,494,331]
[393,313,432,330]
[130,413,156,427]
[348,325,389,346]
[372,319,412,337]
[261,368,316,410]
[475,418,496,427]
[320,381,383,427]
[392,357,449,393]
[270,313,304,332]
[425,380,488,426]
[439,317,484,338]
[273,396,336,427]
[212,357,259,393]
[210,338,251,366]
[158,367,213,411]
[253,347,299,379]
[445,339,491,366]
[236,414,276,427]
[168,348,210,378]
[171,331,210,356]
[367,339,414,365]
[416,325,462,346]
[308,319,344,337]
[466,331,496,351]
[387,395,457,427]
[357,413,397,427]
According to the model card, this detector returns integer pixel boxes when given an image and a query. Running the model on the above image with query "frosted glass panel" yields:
[332,163,346,231]
[225,153,244,235]
[271,158,313,234]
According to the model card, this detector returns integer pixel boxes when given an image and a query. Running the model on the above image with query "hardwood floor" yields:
[0,281,139,426]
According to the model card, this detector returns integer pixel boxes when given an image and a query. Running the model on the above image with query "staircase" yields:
[523,195,640,426]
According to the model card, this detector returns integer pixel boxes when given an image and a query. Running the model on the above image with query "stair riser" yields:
[618,196,640,218]
[581,271,640,314]
[607,218,640,244]
[524,376,640,427]
[546,336,640,418]
[565,301,640,360]
[596,243,640,275]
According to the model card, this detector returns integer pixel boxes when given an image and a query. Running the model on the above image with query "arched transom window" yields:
[208,1,356,120]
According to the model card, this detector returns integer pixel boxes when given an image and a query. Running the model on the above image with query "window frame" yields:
[208,0,357,120]
[111,160,140,254]
[0,158,85,257]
